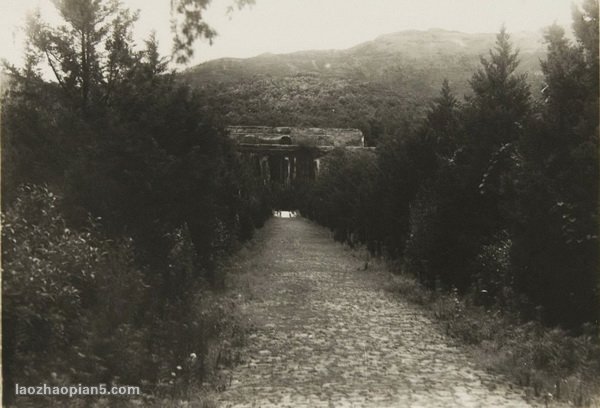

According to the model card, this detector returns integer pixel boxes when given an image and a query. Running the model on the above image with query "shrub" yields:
[403,185,439,285]
[2,184,253,405]
[2,185,148,397]
[471,231,514,308]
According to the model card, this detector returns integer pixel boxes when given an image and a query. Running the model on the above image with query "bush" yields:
[2,185,254,405]
[403,185,439,285]
[471,231,514,308]
[2,185,148,397]
[1,2,272,402]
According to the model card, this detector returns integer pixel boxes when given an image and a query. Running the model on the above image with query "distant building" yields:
[227,126,371,184]
[227,126,364,147]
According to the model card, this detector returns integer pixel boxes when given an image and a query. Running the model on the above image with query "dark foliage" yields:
[300,11,599,332]
[1,0,270,404]
[509,3,599,327]
[299,149,379,247]
[2,1,598,404]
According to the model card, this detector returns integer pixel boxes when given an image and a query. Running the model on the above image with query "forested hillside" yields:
[183,29,547,145]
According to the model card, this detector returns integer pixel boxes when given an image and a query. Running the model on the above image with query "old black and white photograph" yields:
[1,0,599,406]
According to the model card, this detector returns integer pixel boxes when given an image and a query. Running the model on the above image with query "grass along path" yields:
[216,216,546,407]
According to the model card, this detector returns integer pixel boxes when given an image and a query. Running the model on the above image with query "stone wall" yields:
[227,126,364,147]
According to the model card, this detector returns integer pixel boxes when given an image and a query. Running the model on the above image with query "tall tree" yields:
[572,0,599,76]
[511,0,599,329]
[424,79,462,160]
[539,24,588,138]
[27,0,137,115]
[467,26,530,151]
[416,28,531,290]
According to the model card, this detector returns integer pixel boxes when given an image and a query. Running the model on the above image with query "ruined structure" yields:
[227,126,370,184]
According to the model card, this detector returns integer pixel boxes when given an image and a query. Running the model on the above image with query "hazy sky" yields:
[0,0,576,69]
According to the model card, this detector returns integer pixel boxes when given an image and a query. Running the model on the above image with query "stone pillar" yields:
[293,156,297,181]
[261,156,270,182]
[284,156,291,186]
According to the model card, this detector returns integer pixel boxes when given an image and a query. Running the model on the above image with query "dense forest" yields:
[1,0,598,405]
[299,4,599,331]
[1,0,271,403]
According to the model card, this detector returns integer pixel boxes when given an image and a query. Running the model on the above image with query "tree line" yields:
[1,0,271,403]
[1,0,598,403]
[299,1,599,332]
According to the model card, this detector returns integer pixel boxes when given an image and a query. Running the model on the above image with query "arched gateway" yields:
[227,126,372,184]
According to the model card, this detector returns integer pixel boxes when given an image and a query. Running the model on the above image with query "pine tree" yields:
[425,79,461,159]
[511,1,599,328]
[412,28,533,291]
[572,0,599,78]
[539,24,588,138]
[467,27,530,149]
[27,0,136,115]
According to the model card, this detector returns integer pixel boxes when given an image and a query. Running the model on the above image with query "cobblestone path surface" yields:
[217,217,538,407]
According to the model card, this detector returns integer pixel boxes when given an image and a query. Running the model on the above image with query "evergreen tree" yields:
[511,0,599,329]
[572,0,599,78]
[401,29,532,290]
[467,26,530,152]
[27,0,133,115]
[425,79,462,160]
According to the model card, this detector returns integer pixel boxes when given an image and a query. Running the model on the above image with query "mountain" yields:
[182,29,548,145]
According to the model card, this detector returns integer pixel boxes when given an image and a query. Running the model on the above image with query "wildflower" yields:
[177,365,182,370]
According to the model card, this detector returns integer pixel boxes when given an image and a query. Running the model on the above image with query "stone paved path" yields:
[217,217,539,407]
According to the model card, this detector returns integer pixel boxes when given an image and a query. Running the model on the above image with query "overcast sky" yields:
[0,0,577,69]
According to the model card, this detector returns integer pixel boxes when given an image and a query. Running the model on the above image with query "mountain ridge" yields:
[182,28,549,144]
[186,28,546,74]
